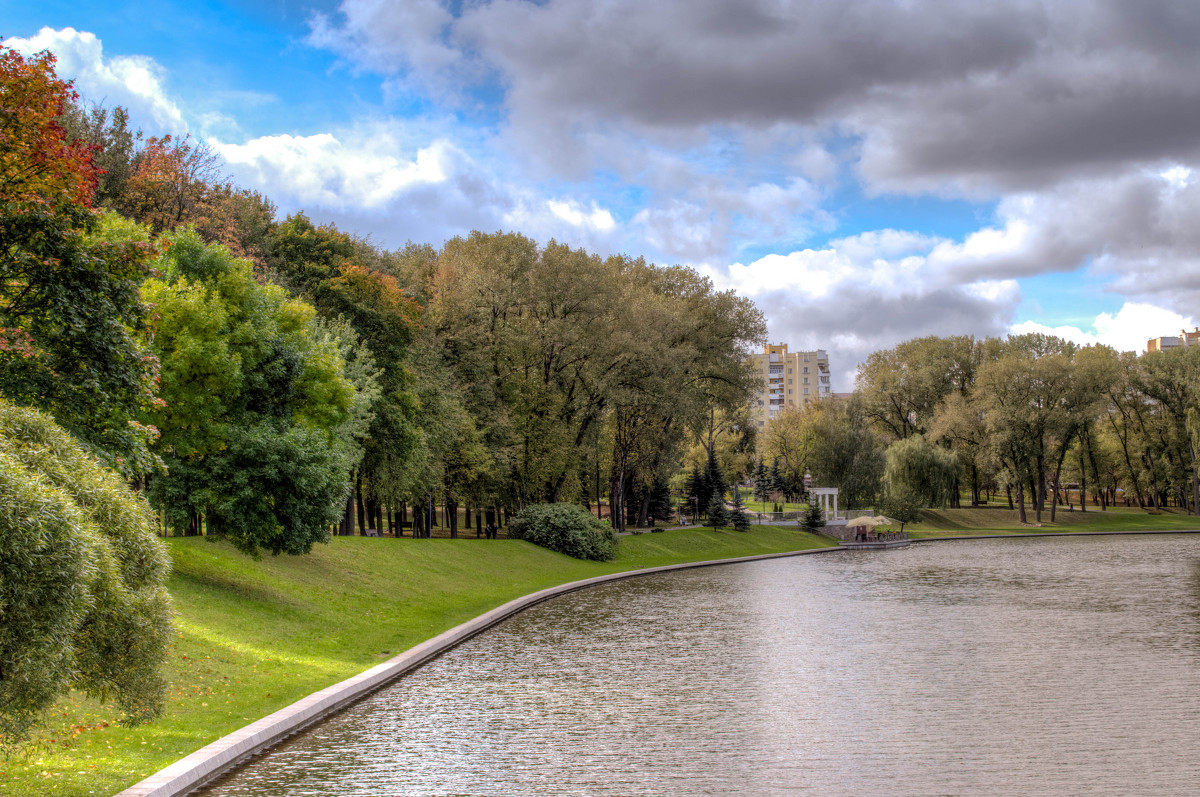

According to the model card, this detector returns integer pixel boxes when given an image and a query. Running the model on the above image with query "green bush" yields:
[0,401,172,743]
[508,503,617,561]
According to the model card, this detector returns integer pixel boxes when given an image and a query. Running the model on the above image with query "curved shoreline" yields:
[115,545,843,797]
[116,528,1200,797]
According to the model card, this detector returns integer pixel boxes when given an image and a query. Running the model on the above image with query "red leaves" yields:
[0,46,100,212]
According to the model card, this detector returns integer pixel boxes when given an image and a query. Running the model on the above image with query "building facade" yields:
[746,343,831,428]
[1146,327,1200,353]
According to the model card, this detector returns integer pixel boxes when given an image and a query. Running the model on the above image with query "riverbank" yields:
[2,525,831,797]
[907,506,1200,536]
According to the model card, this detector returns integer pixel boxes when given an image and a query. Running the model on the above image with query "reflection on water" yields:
[197,535,1200,796]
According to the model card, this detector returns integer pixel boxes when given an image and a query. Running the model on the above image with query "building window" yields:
[804,387,809,394]
[803,367,808,373]
[788,389,793,394]
[804,377,809,384]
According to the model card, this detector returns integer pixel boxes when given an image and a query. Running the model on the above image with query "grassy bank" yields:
[908,505,1200,536]
[2,525,830,797]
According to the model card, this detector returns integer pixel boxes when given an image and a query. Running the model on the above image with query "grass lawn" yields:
[1,525,831,797]
[907,505,1200,536]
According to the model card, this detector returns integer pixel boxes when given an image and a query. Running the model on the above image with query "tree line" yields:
[755,333,1200,524]
[2,45,766,558]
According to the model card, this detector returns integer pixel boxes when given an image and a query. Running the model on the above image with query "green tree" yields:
[0,400,171,743]
[883,435,957,509]
[145,229,357,555]
[802,498,826,532]
[705,491,729,528]
[729,486,751,532]
[0,47,161,477]
[807,395,884,511]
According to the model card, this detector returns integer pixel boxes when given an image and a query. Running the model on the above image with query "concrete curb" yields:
[115,544,842,797]
[909,528,1200,543]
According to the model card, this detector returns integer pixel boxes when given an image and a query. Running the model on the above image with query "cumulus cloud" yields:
[707,229,1025,389]
[214,127,462,210]
[1012,303,1198,354]
[6,27,186,134]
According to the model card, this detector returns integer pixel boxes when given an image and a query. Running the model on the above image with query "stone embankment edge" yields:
[115,544,843,797]
[909,528,1200,543]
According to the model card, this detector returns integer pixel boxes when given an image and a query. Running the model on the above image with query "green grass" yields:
[907,505,1200,537]
[1,525,830,797]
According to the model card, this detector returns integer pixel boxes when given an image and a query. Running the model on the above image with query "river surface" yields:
[197,534,1200,796]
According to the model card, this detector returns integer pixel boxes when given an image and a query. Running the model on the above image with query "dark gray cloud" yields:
[314,0,1200,192]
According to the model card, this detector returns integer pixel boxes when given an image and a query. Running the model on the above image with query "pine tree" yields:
[705,491,729,528]
[753,456,770,507]
[769,458,784,497]
[686,465,708,519]
[705,450,726,509]
[730,487,750,532]
[803,498,826,532]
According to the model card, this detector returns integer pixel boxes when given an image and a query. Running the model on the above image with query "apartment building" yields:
[1146,327,1200,353]
[746,343,831,428]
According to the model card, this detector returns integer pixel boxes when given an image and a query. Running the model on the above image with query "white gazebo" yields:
[810,487,840,521]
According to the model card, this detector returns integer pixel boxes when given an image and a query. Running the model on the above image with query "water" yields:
[197,535,1200,796]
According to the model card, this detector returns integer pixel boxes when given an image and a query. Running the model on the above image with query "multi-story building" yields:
[1146,327,1200,353]
[746,343,831,428]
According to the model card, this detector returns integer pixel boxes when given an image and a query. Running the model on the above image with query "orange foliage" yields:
[0,46,99,211]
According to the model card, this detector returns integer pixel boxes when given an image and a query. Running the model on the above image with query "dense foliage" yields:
[145,229,357,554]
[507,503,617,561]
[0,400,171,742]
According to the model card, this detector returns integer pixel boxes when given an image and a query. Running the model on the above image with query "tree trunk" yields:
[1049,439,1071,523]
[355,471,366,535]
[1015,479,1027,524]
[448,499,458,539]
[1078,449,1087,513]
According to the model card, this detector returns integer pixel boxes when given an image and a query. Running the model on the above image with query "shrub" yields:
[0,401,172,743]
[508,503,617,561]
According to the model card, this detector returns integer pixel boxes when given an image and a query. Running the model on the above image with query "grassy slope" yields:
[908,505,1200,536]
[3,525,830,797]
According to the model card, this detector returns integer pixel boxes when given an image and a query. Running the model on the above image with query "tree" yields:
[0,400,171,743]
[752,456,770,507]
[729,486,751,532]
[145,229,357,555]
[857,335,978,442]
[802,498,826,532]
[881,487,922,533]
[807,395,884,511]
[883,435,957,509]
[705,491,729,528]
[0,47,161,477]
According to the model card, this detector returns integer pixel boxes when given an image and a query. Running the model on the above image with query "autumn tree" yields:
[0,46,160,476]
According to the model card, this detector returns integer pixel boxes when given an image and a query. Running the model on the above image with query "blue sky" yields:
[8,0,1200,388]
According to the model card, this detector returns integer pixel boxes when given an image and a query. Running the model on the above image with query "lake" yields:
[196,534,1200,796]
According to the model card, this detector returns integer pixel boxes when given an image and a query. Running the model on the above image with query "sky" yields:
[7,0,1200,390]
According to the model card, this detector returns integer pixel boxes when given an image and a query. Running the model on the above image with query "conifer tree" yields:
[770,458,784,496]
[803,497,826,532]
[730,486,750,532]
[753,456,770,507]
[705,491,729,528]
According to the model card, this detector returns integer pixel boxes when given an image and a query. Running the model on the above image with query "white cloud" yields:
[214,126,460,210]
[6,27,186,134]
[1012,302,1198,354]
[546,199,616,232]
